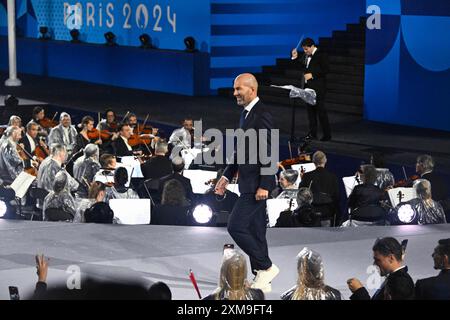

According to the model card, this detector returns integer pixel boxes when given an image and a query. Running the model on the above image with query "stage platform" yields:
[0,220,449,300]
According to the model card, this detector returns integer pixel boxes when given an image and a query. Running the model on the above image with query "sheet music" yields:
[10,171,36,199]
[388,187,417,207]
[291,162,316,184]
[342,176,360,198]
[183,170,217,194]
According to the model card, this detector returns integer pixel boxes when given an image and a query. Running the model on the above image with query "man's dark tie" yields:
[239,109,249,128]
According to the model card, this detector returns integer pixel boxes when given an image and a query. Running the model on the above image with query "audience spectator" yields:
[299,151,340,226]
[347,237,414,300]
[204,250,264,300]
[42,171,76,221]
[415,238,450,300]
[281,247,341,300]
[151,179,190,225]
[148,281,172,300]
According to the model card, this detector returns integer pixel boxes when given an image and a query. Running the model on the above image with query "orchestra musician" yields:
[73,116,102,156]
[73,144,101,198]
[18,121,44,169]
[0,126,25,184]
[112,123,136,157]
[169,118,194,149]
[37,144,79,193]
[96,109,120,154]
[48,112,78,157]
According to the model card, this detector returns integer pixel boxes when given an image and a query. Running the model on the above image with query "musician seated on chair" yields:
[37,144,79,193]
[347,164,387,223]
[42,171,76,221]
[104,167,139,202]
[275,187,320,228]
[151,179,190,226]
[271,169,298,200]
[141,141,172,181]
[19,121,43,169]
[416,154,450,220]
[298,151,340,227]
[0,126,24,184]
[168,118,194,149]
[47,112,77,157]
[73,144,101,198]
[157,156,195,204]
[390,179,447,225]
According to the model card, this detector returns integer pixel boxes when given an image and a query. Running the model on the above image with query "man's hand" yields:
[291,48,298,59]
[214,177,229,196]
[95,139,102,145]
[111,132,120,141]
[347,278,364,293]
[255,188,269,201]
[304,73,313,81]
[35,254,49,283]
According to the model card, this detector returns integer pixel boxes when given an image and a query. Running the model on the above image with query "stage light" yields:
[139,34,152,49]
[4,95,19,108]
[104,32,116,46]
[0,200,7,218]
[70,29,81,43]
[397,204,416,224]
[192,204,213,224]
[39,26,49,40]
[184,36,196,52]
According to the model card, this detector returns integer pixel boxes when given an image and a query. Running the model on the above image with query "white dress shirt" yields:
[26,133,36,153]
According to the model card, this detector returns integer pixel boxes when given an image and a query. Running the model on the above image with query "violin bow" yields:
[402,166,408,180]
[50,111,58,122]
[120,111,131,126]
[97,112,101,140]
[288,141,293,160]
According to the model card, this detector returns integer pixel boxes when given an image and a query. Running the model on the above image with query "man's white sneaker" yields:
[251,264,279,293]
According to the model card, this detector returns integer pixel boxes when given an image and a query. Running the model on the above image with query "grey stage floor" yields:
[0,220,449,300]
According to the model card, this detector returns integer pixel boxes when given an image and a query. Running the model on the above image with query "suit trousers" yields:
[306,93,331,137]
[227,193,272,273]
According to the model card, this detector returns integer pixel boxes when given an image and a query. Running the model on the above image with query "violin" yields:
[279,153,311,168]
[38,112,59,129]
[16,143,39,176]
[34,138,50,160]
[87,128,115,141]
[393,175,420,188]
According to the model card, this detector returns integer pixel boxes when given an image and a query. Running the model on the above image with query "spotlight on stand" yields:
[391,203,417,225]
[104,32,116,46]
[184,36,196,52]
[39,26,50,40]
[192,204,213,224]
[70,29,81,43]
[0,200,7,218]
[139,34,152,49]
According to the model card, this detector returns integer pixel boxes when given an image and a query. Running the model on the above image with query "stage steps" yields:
[218,17,367,116]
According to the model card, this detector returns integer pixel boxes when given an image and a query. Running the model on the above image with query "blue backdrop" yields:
[0,0,210,51]
[364,0,450,132]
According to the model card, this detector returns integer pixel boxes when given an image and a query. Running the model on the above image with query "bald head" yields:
[233,73,259,107]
